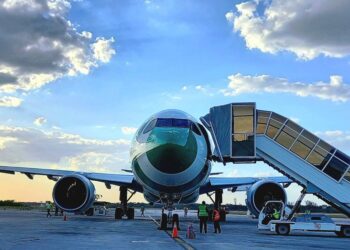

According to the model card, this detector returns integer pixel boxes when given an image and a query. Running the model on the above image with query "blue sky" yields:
[0,0,349,204]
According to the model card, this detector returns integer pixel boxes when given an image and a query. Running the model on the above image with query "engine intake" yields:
[53,174,95,213]
[246,180,287,217]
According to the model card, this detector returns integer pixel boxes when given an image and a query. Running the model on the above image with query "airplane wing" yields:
[199,176,292,194]
[0,166,141,191]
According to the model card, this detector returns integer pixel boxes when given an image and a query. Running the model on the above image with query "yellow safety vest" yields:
[198,204,208,217]
[273,209,280,219]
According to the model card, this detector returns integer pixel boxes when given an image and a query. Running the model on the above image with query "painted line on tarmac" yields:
[149,216,195,250]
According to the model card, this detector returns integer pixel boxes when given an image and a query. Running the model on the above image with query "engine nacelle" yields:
[246,180,287,217]
[53,174,95,213]
[180,191,199,204]
[143,191,159,204]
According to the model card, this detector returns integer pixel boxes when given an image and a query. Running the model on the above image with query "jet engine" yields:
[246,180,287,217]
[180,191,199,204]
[53,174,95,213]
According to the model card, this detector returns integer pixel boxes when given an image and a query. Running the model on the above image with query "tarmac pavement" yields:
[0,208,349,250]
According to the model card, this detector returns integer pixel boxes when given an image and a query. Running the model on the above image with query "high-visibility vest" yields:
[198,204,208,217]
[213,209,220,221]
[273,209,280,219]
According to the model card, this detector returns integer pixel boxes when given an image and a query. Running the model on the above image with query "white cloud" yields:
[121,127,137,135]
[66,152,128,172]
[0,0,116,97]
[0,96,22,107]
[221,73,350,102]
[228,0,350,60]
[0,136,18,150]
[34,117,47,127]
[91,37,116,63]
[0,125,130,172]
[182,85,216,96]
[161,92,182,101]
[195,85,206,92]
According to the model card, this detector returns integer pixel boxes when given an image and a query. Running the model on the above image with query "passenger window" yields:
[256,111,270,134]
[299,133,316,149]
[344,169,350,182]
[257,124,266,134]
[323,156,349,181]
[275,125,299,149]
[266,119,282,139]
[290,137,311,159]
[271,113,287,124]
[234,115,253,133]
[286,120,303,134]
[318,140,333,153]
[334,151,350,165]
[307,146,332,170]
[143,119,157,134]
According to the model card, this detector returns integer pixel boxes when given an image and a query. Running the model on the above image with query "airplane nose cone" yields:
[146,128,197,174]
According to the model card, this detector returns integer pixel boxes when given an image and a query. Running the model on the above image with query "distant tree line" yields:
[0,200,26,207]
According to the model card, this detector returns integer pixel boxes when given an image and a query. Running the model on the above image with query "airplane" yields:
[0,108,291,219]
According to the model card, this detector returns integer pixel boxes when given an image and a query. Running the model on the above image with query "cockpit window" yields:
[156,118,191,128]
[154,118,202,135]
[155,118,173,127]
[143,119,157,134]
[173,119,191,128]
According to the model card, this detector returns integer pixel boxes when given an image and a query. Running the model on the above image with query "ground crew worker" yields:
[197,201,209,233]
[184,207,188,217]
[141,206,145,216]
[272,208,280,220]
[46,202,52,217]
[213,207,221,233]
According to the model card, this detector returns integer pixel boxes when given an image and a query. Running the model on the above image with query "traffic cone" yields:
[63,214,67,221]
[172,224,178,238]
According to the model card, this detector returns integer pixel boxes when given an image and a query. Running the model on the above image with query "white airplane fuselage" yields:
[130,109,212,205]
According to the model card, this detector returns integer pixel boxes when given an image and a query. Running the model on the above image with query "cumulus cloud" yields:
[0,125,130,172]
[0,0,115,95]
[0,96,22,107]
[227,0,350,60]
[0,136,18,150]
[34,117,47,127]
[121,127,137,135]
[221,73,350,102]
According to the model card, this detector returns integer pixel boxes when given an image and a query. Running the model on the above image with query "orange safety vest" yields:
[213,209,220,221]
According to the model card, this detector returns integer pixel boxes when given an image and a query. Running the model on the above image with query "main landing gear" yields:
[115,186,136,220]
